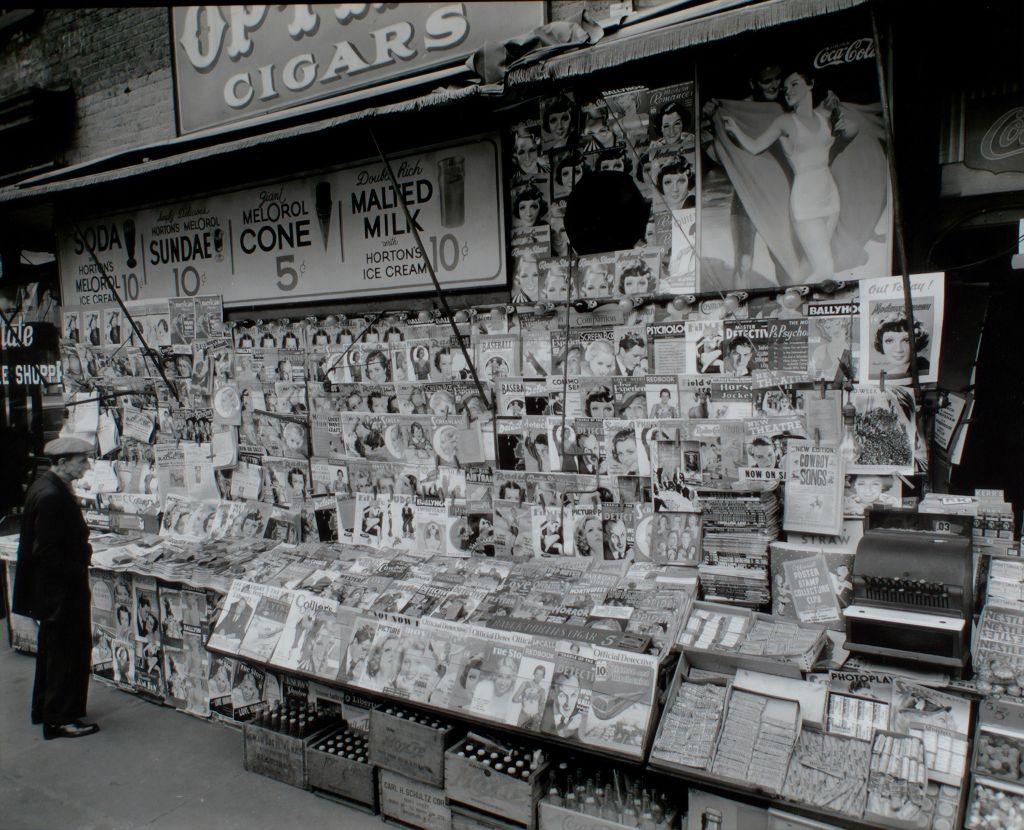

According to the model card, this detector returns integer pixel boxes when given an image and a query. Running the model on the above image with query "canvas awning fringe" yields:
[507,0,869,86]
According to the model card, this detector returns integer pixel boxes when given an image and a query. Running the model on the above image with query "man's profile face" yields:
[555,675,580,717]
[755,65,783,101]
[749,443,776,469]
[615,437,638,472]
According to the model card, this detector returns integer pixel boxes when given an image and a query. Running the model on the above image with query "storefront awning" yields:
[507,0,869,86]
[0,81,484,208]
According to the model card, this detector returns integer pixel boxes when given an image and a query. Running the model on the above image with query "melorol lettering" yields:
[177,6,470,111]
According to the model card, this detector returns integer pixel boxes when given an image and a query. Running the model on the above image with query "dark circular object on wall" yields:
[564,171,650,255]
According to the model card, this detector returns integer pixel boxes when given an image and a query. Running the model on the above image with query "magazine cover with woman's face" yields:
[698,9,891,292]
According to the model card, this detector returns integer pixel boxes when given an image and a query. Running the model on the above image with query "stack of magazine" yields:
[696,487,780,606]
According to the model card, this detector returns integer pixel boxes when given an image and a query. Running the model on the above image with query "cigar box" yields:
[368,706,458,787]
[242,720,336,789]
[445,736,548,827]
[379,769,451,830]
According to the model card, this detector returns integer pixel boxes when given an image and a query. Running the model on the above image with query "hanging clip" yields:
[879,369,886,392]
[813,428,822,448]
[819,378,827,400]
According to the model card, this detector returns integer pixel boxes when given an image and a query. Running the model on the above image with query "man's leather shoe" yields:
[43,721,99,740]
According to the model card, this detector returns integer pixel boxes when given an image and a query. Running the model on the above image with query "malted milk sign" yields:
[57,134,506,308]
[171,3,543,134]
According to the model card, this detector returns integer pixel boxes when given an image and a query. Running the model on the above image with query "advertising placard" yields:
[57,135,506,309]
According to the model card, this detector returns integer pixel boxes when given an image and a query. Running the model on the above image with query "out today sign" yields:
[57,134,506,309]
[171,3,543,134]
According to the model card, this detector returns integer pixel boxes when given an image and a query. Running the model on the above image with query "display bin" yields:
[965,775,1024,829]
[378,769,451,830]
[864,730,929,830]
[242,721,336,789]
[305,742,377,811]
[971,696,1024,785]
[444,735,549,828]
[707,686,801,798]
[679,602,825,679]
[648,657,728,776]
[369,707,458,787]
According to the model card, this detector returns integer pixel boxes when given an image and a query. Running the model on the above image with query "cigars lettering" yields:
[57,135,506,308]
[172,4,543,133]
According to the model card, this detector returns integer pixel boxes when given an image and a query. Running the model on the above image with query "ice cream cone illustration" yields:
[315,181,332,250]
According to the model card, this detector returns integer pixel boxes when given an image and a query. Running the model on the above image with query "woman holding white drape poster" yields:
[710,66,887,285]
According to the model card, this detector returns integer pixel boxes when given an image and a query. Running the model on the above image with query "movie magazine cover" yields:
[859,272,944,386]
[699,16,891,291]
[685,319,725,374]
[229,660,266,721]
[206,580,260,654]
[807,298,860,382]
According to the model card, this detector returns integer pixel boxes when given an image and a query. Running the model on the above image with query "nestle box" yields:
[379,769,451,830]
[369,708,457,787]
[305,740,377,811]
[242,722,333,789]
[445,737,548,827]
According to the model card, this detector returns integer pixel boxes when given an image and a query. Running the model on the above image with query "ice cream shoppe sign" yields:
[56,134,506,309]
[171,3,543,134]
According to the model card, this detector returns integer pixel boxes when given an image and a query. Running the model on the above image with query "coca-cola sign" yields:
[981,106,1024,162]
[963,92,1024,176]
[813,37,876,69]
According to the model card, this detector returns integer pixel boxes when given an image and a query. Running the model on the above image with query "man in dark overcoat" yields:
[13,436,100,739]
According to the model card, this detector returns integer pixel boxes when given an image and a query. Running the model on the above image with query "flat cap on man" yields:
[43,437,95,457]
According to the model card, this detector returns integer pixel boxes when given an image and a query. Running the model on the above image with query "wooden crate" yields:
[306,744,377,811]
[445,737,548,827]
[242,722,334,789]
[538,802,638,830]
[378,769,451,830]
[369,708,457,787]
[452,804,531,830]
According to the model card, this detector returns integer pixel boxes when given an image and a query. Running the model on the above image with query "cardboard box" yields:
[445,737,548,827]
[379,769,451,830]
[538,802,639,830]
[369,707,457,787]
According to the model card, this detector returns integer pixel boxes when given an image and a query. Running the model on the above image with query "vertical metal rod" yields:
[368,129,495,414]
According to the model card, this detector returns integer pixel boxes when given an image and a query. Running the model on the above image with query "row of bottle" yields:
[250,700,337,737]
[455,738,545,780]
[381,705,447,731]
[313,725,369,763]
[541,760,681,830]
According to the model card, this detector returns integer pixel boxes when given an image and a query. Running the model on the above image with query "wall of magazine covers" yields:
[57,258,945,758]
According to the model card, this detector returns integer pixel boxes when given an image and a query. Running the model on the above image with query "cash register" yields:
[845,509,973,676]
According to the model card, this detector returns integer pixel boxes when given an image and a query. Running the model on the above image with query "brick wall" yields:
[0,7,175,167]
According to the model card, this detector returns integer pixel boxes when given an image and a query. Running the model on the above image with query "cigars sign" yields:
[56,134,506,308]
[171,3,543,134]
